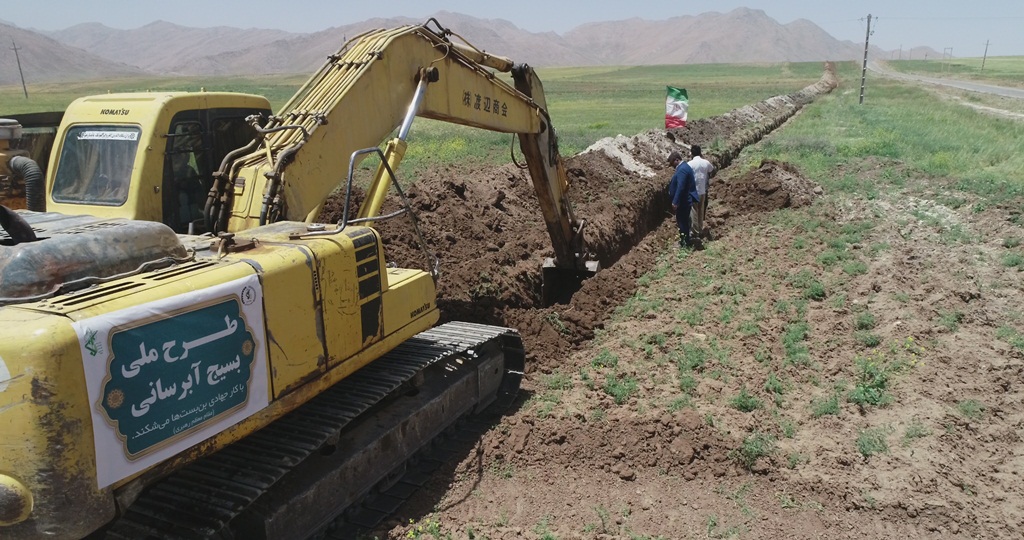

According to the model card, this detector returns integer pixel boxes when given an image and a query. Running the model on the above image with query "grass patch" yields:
[730,386,763,412]
[764,373,786,397]
[856,426,892,458]
[902,418,932,445]
[938,310,964,332]
[855,331,882,347]
[842,259,869,276]
[854,311,877,330]
[542,371,573,391]
[847,353,905,409]
[787,269,826,300]
[956,399,986,419]
[731,432,777,470]
[997,326,1024,352]
[592,348,620,369]
[675,342,709,373]
[782,321,812,367]
[1003,252,1024,268]
[603,372,638,405]
[811,393,841,417]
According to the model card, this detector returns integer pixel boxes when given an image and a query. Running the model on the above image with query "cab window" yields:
[164,122,205,233]
[51,125,140,206]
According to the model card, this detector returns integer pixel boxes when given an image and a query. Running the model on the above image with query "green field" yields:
[743,60,1024,207]
[3,58,1022,198]
[0,62,824,174]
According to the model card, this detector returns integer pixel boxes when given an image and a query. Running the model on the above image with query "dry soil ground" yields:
[318,66,1024,539]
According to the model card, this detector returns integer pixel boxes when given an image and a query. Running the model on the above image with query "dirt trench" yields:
[319,63,842,539]
[319,63,838,368]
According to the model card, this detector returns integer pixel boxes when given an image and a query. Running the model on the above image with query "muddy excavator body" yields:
[0,20,588,539]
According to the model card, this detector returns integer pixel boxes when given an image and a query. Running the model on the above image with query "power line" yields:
[881,16,1024,21]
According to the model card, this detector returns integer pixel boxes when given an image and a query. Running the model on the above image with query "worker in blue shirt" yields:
[667,150,699,248]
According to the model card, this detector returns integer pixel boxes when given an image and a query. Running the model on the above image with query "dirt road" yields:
[869,61,1024,99]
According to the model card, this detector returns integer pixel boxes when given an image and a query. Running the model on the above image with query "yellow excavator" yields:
[0,20,595,539]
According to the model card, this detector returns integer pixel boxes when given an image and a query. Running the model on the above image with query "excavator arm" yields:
[209,20,593,274]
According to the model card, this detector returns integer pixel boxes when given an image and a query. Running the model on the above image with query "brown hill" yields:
[0,22,143,85]
[46,21,298,74]
[165,12,591,76]
[564,8,864,64]
[2,9,913,85]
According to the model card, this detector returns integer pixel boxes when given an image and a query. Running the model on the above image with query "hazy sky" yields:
[4,1,1022,58]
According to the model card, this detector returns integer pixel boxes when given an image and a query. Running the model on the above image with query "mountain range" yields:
[0,9,933,86]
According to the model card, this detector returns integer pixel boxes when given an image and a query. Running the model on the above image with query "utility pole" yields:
[899,44,902,60]
[943,47,954,73]
[10,40,28,99]
[860,14,872,105]
[981,40,990,72]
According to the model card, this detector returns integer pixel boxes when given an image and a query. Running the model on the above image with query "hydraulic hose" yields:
[9,156,44,211]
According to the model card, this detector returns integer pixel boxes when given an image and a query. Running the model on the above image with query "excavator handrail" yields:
[289,145,440,280]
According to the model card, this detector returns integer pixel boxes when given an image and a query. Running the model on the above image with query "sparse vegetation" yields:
[856,427,892,458]
[811,393,841,417]
[603,372,638,405]
[902,418,932,445]
[782,321,812,367]
[730,386,763,412]
[854,312,876,331]
[847,355,894,409]
[956,399,986,419]
[732,433,777,469]
[938,310,965,332]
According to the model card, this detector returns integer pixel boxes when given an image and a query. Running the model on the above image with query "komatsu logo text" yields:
[100,108,130,116]
[410,302,431,318]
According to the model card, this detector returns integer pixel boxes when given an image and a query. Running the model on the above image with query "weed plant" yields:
[902,418,932,445]
[811,394,841,417]
[787,270,827,300]
[732,432,777,469]
[730,386,763,412]
[848,355,894,409]
[854,312,877,330]
[782,321,812,367]
[856,426,892,458]
[603,372,638,405]
[592,349,620,369]
[956,399,986,419]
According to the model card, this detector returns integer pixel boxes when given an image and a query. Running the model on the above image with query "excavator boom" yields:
[212,21,592,272]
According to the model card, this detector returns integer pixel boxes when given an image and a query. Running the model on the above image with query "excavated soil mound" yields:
[318,65,838,369]
[716,159,823,215]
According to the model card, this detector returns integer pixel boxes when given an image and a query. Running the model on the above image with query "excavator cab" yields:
[44,92,271,229]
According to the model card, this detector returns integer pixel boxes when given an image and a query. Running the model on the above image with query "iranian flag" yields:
[665,86,688,129]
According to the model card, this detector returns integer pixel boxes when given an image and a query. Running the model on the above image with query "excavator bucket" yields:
[542,257,599,306]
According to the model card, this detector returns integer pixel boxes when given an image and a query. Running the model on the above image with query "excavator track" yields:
[91,322,524,540]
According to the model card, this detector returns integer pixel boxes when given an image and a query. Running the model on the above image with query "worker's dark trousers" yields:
[676,203,692,246]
